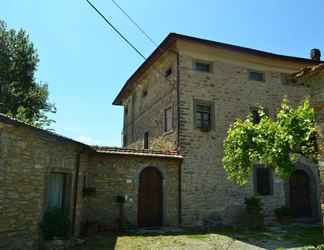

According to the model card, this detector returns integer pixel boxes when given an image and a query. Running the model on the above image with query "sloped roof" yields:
[0,114,182,159]
[295,63,324,79]
[113,32,321,105]
[93,146,183,159]
[0,113,89,147]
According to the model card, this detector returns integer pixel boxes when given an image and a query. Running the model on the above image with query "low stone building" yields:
[0,115,182,249]
[0,33,324,249]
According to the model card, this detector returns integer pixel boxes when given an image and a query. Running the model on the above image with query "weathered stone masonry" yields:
[0,116,89,250]
[1,32,324,249]
[85,151,181,228]
[113,33,323,227]
[0,115,181,249]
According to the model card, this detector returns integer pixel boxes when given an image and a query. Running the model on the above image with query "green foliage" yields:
[274,206,292,219]
[41,208,71,240]
[244,196,264,230]
[223,98,318,185]
[245,196,263,215]
[0,20,55,128]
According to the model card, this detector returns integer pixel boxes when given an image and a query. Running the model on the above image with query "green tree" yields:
[0,20,55,127]
[223,98,318,186]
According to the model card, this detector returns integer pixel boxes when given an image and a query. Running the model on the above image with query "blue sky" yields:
[2,0,324,146]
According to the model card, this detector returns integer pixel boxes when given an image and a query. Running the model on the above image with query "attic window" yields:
[142,89,148,97]
[165,67,172,78]
[249,71,265,82]
[193,61,211,73]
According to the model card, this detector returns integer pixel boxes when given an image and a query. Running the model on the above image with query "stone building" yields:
[114,33,322,226]
[0,33,323,249]
[0,115,181,249]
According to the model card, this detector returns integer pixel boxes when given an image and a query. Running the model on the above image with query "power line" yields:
[85,0,146,60]
[110,0,157,46]
[85,0,176,89]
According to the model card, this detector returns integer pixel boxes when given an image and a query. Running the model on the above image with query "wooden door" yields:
[138,167,163,227]
[289,170,312,217]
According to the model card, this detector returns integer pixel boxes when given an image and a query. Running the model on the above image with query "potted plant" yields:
[274,206,292,224]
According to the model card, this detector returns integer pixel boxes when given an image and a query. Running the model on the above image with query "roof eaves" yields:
[93,146,183,159]
[0,113,91,148]
[112,32,321,106]
[112,33,177,105]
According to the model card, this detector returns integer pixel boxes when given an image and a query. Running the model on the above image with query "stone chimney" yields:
[310,48,321,61]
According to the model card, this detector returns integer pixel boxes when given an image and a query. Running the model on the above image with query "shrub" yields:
[244,196,264,230]
[274,206,292,219]
[41,208,71,240]
[245,196,263,215]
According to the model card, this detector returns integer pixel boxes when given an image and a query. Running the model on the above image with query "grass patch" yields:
[74,225,324,250]
[281,225,324,246]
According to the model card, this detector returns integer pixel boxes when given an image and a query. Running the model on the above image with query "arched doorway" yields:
[289,170,312,218]
[138,167,163,227]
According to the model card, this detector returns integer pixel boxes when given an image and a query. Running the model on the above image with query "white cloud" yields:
[76,135,102,146]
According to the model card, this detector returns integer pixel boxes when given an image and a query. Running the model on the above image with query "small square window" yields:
[164,107,172,132]
[254,165,273,196]
[165,67,172,78]
[249,71,265,82]
[193,62,211,73]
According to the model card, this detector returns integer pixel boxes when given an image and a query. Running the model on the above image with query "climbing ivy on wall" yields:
[223,98,318,186]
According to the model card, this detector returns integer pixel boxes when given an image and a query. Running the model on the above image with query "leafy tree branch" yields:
[223,98,318,186]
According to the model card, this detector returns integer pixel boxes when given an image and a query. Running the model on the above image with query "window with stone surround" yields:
[47,173,71,210]
[194,99,214,131]
[164,107,172,132]
[249,70,265,82]
[254,164,273,196]
[193,60,212,73]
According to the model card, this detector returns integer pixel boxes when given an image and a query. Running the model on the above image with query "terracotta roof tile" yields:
[295,63,324,79]
[93,146,183,159]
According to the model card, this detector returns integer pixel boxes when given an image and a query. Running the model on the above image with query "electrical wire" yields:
[86,0,147,60]
[111,0,157,46]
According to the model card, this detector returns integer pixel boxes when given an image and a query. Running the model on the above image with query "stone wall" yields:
[123,51,178,151]
[300,70,324,227]
[0,120,88,249]
[177,51,311,226]
[84,153,180,228]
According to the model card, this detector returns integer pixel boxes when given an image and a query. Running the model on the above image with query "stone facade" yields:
[123,51,178,151]
[1,33,323,249]
[84,152,180,228]
[0,115,181,249]
[296,65,324,226]
[116,34,322,226]
[0,118,89,249]
[177,48,313,226]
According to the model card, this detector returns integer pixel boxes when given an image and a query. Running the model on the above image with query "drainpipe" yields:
[176,52,182,226]
[72,147,86,235]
